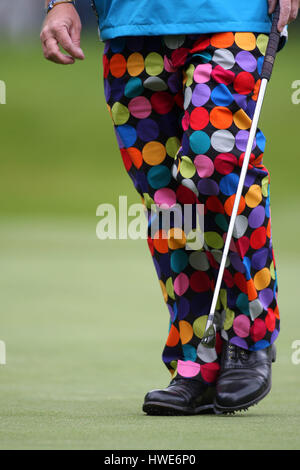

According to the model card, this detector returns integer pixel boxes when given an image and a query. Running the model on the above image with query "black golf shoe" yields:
[215,341,276,414]
[143,376,216,415]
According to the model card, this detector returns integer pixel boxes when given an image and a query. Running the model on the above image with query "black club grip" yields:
[261,3,281,81]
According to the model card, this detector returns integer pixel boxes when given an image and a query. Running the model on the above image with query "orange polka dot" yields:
[233,109,252,130]
[211,32,235,48]
[210,107,233,130]
[110,53,127,78]
[127,147,143,169]
[179,320,193,345]
[252,79,261,101]
[153,229,169,254]
[254,268,271,290]
[168,228,186,250]
[142,141,166,166]
[224,195,246,216]
[267,218,271,238]
[274,305,280,319]
[159,280,168,302]
[247,279,258,301]
[166,325,180,347]
[235,33,256,51]
[127,52,144,77]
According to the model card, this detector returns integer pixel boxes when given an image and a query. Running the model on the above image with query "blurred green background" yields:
[0,0,300,450]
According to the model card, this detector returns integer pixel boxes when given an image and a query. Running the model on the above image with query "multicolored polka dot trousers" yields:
[103,32,280,383]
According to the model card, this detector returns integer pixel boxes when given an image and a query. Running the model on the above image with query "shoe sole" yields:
[143,402,215,416]
[214,381,272,415]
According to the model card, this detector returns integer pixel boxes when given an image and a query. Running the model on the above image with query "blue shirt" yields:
[93,0,272,41]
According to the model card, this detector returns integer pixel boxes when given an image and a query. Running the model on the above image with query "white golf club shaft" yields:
[205,78,268,330]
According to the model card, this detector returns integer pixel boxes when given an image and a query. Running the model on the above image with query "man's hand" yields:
[40,3,85,65]
[268,0,300,31]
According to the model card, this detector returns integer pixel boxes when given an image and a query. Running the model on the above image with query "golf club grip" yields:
[261,3,281,80]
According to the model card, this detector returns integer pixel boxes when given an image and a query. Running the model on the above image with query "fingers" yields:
[290,0,300,22]
[268,0,277,13]
[41,36,75,65]
[55,26,85,60]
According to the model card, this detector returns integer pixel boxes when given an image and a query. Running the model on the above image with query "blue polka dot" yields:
[110,37,126,53]
[125,77,144,98]
[116,125,137,148]
[256,130,266,152]
[182,344,197,361]
[219,173,239,196]
[211,84,234,107]
[147,165,171,189]
[110,78,126,101]
[249,340,270,351]
[193,52,212,64]
[257,56,264,75]
[243,256,252,281]
[265,196,270,218]
[171,250,188,273]
[189,131,211,154]
[236,293,250,315]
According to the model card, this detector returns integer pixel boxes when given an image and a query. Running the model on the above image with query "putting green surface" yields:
[0,215,300,450]
[0,29,300,449]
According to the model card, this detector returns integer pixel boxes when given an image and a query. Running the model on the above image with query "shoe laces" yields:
[227,343,250,363]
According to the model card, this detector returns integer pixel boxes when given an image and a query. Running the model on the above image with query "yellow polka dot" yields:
[179,320,194,344]
[235,33,256,51]
[145,52,164,76]
[159,280,168,302]
[245,184,262,208]
[168,228,186,250]
[127,52,145,77]
[233,109,252,130]
[185,64,195,87]
[256,34,269,56]
[254,268,271,290]
[193,316,208,339]
[142,141,166,166]
[166,277,175,300]
[166,137,181,158]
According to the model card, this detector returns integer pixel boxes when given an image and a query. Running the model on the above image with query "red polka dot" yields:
[214,153,237,175]
[166,325,180,347]
[174,92,184,109]
[176,185,198,204]
[234,272,247,294]
[190,271,211,292]
[182,111,190,131]
[151,92,174,114]
[190,36,211,53]
[239,152,255,169]
[211,66,235,85]
[250,226,267,250]
[147,236,154,256]
[250,318,267,342]
[190,107,210,130]
[120,148,132,171]
[236,236,250,258]
[265,308,276,332]
[200,362,220,384]
[215,332,223,355]
[206,196,225,214]
[206,252,219,269]
[171,48,189,68]
[234,72,255,95]
[223,268,234,288]
[103,54,110,78]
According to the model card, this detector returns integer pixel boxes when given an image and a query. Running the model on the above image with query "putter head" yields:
[201,324,216,349]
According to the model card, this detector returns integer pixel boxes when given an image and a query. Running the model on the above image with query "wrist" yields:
[46,0,76,14]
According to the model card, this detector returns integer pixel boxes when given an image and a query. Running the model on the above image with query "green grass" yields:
[0,216,300,450]
[0,28,300,449]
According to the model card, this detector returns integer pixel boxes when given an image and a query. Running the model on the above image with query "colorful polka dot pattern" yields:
[103,33,279,383]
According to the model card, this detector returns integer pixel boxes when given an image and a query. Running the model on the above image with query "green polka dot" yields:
[215,214,229,232]
[180,156,196,178]
[261,176,269,197]
[145,52,164,76]
[270,261,276,280]
[193,315,208,339]
[166,137,181,158]
[220,289,227,309]
[223,308,235,330]
[143,193,155,210]
[185,64,195,87]
[111,102,130,125]
[204,231,224,249]
[166,277,175,300]
[257,34,269,56]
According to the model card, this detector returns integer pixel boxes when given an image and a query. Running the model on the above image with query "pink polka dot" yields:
[194,154,214,177]
[182,111,190,131]
[154,188,177,208]
[178,360,200,378]
[233,315,251,338]
[194,64,212,84]
[128,96,152,119]
[164,55,176,73]
[174,273,189,296]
